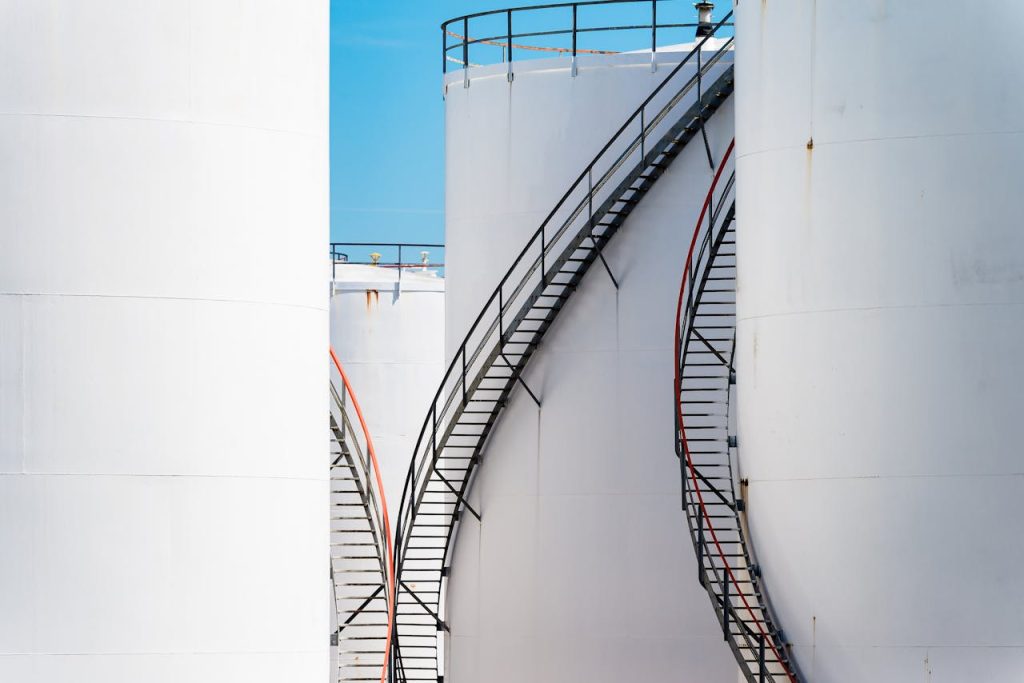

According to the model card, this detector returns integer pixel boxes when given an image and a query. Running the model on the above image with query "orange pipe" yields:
[673,140,797,682]
[330,347,396,683]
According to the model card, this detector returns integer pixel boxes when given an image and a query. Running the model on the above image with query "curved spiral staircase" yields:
[330,349,395,683]
[389,11,755,682]
[673,143,799,682]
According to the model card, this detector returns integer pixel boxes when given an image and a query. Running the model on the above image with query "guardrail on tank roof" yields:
[442,0,730,80]
[330,242,445,281]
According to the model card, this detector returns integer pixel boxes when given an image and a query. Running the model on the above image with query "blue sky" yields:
[330,0,523,247]
[330,1,722,248]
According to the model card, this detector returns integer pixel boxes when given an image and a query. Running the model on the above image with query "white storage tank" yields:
[0,3,328,681]
[735,1,1024,679]
[330,254,446,523]
[440,13,738,683]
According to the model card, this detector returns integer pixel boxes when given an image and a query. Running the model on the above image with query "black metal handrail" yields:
[673,144,800,681]
[330,242,445,280]
[391,12,734,681]
[442,0,729,76]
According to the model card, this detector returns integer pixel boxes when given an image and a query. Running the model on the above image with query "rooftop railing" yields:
[442,0,730,81]
[330,242,445,281]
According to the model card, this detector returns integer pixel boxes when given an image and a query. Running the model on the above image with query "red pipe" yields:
[330,347,396,683]
[673,140,797,682]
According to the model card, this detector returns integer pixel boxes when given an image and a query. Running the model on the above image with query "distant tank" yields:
[330,252,445,524]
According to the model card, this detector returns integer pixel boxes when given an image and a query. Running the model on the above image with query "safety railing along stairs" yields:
[673,142,800,682]
[391,12,736,682]
[330,349,395,683]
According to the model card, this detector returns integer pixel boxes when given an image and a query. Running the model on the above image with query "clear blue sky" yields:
[330,1,721,247]
[330,0,524,247]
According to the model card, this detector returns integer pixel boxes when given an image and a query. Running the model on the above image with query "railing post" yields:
[431,406,438,462]
[463,16,470,89]
[758,635,767,683]
[686,261,695,321]
[696,507,705,586]
[541,227,547,287]
[442,24,447,76]
[571,4,578,77]
[650,0,657,72]
[461,348,467,407]
[498,287,505,341]
[640,107,646,161]
[722,577,731,640]
[398,244,403,284]
[587,168,594,236]
[506,10,514,83]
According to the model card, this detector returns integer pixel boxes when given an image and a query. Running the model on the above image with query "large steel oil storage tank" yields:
[735,1,1024,680]
[427,5,739,682]
[330,256,445,520]
[0,3,328,681]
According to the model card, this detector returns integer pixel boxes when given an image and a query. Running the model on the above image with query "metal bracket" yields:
[400,581,449,632]
[435,470,481,521]
[337,584,384,633]
[590,237,619,290]
[500,352,541,408]
[691,327,728,366]
[700,120,715,170]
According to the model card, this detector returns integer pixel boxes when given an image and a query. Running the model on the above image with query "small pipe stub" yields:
[695,2,714,37]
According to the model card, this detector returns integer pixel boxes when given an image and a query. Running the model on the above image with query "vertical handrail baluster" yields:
[507,10,514,82]
[463,16,470,88]
[651,0,657,72]
[571,4,578,76]
[461,348,467,407]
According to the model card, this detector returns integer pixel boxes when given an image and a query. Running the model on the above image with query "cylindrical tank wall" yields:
[446,47,726,358]
[735,2,1024,679]
[0,3,328,681]
[444,51,737,682]
[330,265,445,524]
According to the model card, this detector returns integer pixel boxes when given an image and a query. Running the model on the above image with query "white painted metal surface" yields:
[0,2,328,681]
[443,48,737,682]
[330,264,445,526]
[445,41,730,358]
[735,2,1024,680]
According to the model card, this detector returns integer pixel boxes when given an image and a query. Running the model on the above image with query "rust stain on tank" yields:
[365,289,380,311]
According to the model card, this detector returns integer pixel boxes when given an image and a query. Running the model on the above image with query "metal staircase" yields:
[391,13,736,682]
[330,349,395,683]
[673,142,799,682]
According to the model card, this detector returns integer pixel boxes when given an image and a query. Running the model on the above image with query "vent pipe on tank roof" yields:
[695,2,714,38]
